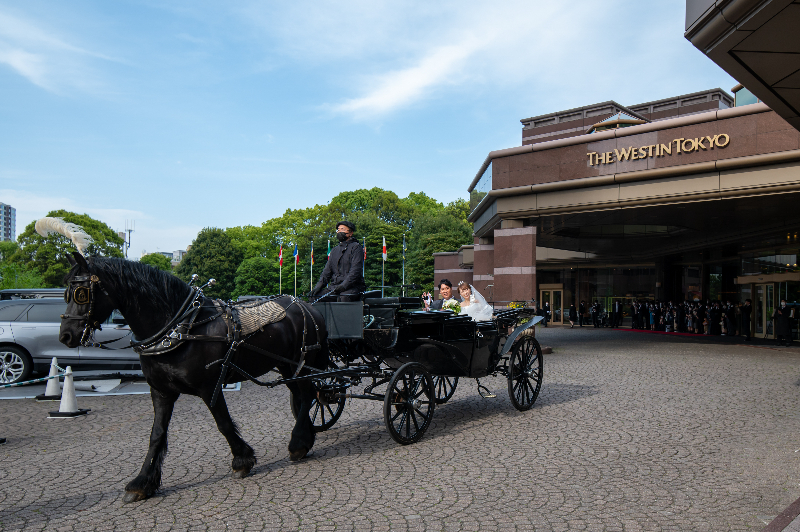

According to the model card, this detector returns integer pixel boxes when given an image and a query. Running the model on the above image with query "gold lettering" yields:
[587,152,597,166]
[639,147,648,158]
[695,137,706,150]
[705,135,714,149]
[674,138,684,153]
[606,151,614,163]
[614,147,632,162]
[660,143,671,156]
[631,147,638,160]
[682,138,695,152]
[716,133,730,147]
[647,145,655,157]
[598,152,606,164]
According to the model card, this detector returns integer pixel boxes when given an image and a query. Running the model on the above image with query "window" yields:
[0,304,29,321]
[24,303,67,323]
[470,162,492,213]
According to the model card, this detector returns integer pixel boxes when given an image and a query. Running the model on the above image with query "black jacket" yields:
[313,238,365,295]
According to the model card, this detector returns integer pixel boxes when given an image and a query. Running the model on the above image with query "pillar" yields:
[493,220,536,304]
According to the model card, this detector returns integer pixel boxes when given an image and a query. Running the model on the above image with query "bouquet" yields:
[442,299,461,315]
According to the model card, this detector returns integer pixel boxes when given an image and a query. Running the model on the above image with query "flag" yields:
[293,244,299,264]
[279,246,283,266]
[327,240,331,260]
[310,241,314,265]
[364,238,367,260]
[382,236,387,261]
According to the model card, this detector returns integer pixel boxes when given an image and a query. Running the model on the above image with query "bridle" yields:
[61,273,116,348]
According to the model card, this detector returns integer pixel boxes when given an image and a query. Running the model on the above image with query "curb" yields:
[762,496,800,532]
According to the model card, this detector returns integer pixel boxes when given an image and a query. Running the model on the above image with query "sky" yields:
[0,0,737,256]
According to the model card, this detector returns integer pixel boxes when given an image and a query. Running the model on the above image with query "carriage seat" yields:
[361,289,381,300]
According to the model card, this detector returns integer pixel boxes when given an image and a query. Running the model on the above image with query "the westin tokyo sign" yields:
[587,134,730,166]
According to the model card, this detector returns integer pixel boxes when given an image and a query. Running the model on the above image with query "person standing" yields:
[543,302,550,327]
[568,303,577,328]
[741,300,752,341]
[310,221,365,302]
[773,299,793,346]
[579,300,586,327]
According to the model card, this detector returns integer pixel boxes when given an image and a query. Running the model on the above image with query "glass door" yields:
[755,283,774,338]
[539,289,564,325]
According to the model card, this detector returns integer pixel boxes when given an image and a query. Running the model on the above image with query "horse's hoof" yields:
[289,448,309,461]
[232,469,251,479]
[123,490,147,503]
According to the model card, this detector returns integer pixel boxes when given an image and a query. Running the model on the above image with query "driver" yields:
[310,221,366,302]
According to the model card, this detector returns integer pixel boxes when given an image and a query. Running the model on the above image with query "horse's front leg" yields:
[201,392,256,478]
[285,380,317,461]
[124,388,178,503]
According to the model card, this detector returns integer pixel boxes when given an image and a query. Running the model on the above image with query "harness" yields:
[63,272,322,408]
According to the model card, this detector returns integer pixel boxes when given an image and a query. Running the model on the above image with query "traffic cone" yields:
[48,367,90,418]
[35,357,62,401]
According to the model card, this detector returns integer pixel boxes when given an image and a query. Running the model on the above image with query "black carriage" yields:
[289,295,544,445]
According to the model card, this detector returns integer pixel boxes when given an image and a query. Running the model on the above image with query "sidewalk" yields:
[762,497,800,532]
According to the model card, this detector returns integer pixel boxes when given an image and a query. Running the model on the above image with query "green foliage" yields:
[225,188,474,297]
[175,228,242,299]
[0,241,19,260]
[0,262,46,290]
[140,253,173,272]
[12,210,124,287]
[232,257,280,299]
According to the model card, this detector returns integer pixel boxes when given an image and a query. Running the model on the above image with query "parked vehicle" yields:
[0,288,66,300]
[0,298,137,384]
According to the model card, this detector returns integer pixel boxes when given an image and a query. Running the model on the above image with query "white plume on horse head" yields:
[35,217,94,256]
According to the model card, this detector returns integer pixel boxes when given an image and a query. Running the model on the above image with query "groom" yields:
[427,279,462,310]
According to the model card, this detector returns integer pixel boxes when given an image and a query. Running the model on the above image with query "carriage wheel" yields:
[383,362,435,445]
[432,375,459,404]
[290,363,346,432]
[507,336,543,411]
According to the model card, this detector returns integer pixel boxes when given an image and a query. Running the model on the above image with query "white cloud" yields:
[0,8,115,92]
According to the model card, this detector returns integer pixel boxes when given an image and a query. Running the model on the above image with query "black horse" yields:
[58,252,326,503]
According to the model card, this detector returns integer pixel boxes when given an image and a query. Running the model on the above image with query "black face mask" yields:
[336,232,349,242]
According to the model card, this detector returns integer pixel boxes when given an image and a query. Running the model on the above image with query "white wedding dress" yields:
[461,285,494,322]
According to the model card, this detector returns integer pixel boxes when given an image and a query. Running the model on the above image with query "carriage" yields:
[281,293,545,445]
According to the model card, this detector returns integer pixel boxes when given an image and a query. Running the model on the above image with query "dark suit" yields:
[312,237,365,302]
[741,304,752,339]
[430,296,462,310]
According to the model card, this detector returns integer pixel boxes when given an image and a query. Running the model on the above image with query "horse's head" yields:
[59,251,116,348]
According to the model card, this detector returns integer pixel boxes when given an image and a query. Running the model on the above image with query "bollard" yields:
[35,357,62,401]
[48,367,90,418]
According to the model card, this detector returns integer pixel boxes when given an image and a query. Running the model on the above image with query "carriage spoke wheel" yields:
[290,362,346,432]
[432,375,458,404]
[507,337,543,411]
[383,362,435,445]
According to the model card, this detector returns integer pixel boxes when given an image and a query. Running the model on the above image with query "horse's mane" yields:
[74,257,192,317]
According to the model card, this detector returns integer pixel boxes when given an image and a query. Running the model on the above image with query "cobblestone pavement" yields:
[2,327,800,531]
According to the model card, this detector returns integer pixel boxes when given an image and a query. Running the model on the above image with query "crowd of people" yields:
[556,297,796,346]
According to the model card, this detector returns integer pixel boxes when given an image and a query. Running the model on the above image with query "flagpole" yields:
[402,233,406,297]
[381,235,386,298]
[310,241,313,293]
[294,244,297,297]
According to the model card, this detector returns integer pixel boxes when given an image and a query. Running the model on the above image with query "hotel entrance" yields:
[539,284,564,325]
[754,283,775,339]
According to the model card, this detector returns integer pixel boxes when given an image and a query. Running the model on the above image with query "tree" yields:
[0,262,45,290]
[12,210,124,287]
[175,228,242,299]
[140,253,173,272]
[231,257,280,299]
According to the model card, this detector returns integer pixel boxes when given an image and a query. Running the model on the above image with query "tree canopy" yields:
[225,188,473,298]
[11,210,124,287]
[140,253,173,272]
[175,228,242,299]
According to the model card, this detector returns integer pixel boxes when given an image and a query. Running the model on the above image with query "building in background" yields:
[0,203,16,242]
[435,85,800,338]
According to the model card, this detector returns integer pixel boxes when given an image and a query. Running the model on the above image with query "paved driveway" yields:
[1,328,799,531]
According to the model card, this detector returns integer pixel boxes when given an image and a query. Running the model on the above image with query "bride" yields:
[458,282,494,322]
